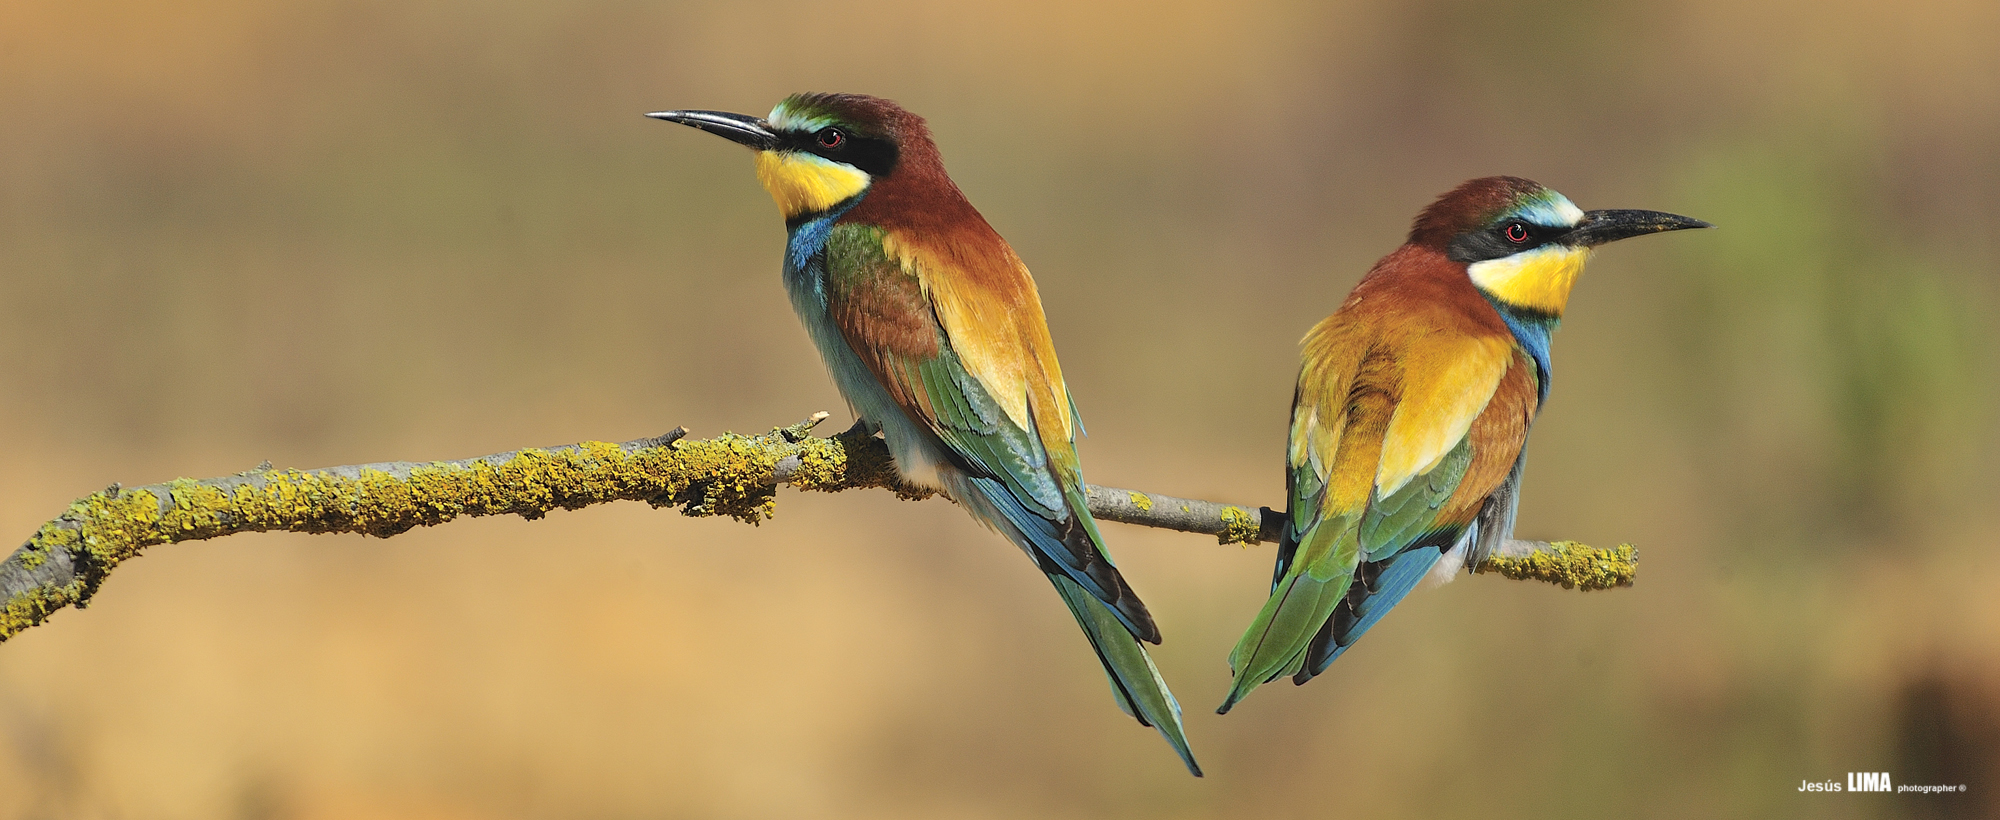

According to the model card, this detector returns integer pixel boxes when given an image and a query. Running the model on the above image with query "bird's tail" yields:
[1292,545,1443,683]
[1218,568,1347,714]
[951,472,1200,776]
[1221,532,1448,712]
[1218,515,1361,714]
[1047,570,1202,777]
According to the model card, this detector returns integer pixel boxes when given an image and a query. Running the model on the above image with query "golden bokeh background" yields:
[1,1,1996,817]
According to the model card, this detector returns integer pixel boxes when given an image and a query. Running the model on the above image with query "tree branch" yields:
[0,414,1635,644]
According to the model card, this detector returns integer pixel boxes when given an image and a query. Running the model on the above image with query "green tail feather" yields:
[1049,574,1202,777]
[1218,518,1361,714]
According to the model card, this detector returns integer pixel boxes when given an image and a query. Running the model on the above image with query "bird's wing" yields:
[1223,310,1533,709]
[1293,351,1537,680]
[819,222,1196,774]
[819,222,1153,639]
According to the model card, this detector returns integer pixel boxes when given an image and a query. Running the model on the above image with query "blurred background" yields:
[0,0,1995,817]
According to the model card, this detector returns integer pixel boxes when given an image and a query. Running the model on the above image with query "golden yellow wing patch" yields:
[878,229,1075,443]
[1373,333,1513,497]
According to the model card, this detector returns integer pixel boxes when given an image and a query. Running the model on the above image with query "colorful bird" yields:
[647,94,1199,774]
[1219,176,1709,714]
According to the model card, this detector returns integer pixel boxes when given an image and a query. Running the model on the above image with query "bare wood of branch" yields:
[0,414,1635,644]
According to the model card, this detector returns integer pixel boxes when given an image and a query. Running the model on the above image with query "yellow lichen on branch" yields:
[1216,506,1262,546]
[1474,541,1638,590]
[0,418,913,643]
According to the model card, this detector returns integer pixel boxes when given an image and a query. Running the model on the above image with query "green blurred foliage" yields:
[0,0,1995,818]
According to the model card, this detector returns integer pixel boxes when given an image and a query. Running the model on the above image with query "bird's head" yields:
[648,93,918,223]
[1411,176,1711,317]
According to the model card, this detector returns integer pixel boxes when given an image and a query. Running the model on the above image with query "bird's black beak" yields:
[1565,209,1714,248]
[645,110,780,151]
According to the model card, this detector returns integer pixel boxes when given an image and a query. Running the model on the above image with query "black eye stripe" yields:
[1446,218,1564,263]
[782,128,900,177]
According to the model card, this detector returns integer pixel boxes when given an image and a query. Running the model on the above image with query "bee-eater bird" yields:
[1218,176,1709,714]
[646,94,1199,774]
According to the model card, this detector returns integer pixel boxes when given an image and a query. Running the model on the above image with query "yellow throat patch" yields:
[1466,244,1592,315]
[755,151,870,219]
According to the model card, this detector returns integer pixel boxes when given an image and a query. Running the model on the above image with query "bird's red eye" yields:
[816,128,845,148]
[1504,222,1530,243]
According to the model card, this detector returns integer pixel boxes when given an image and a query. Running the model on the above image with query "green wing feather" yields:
[1359,437,1474,560]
